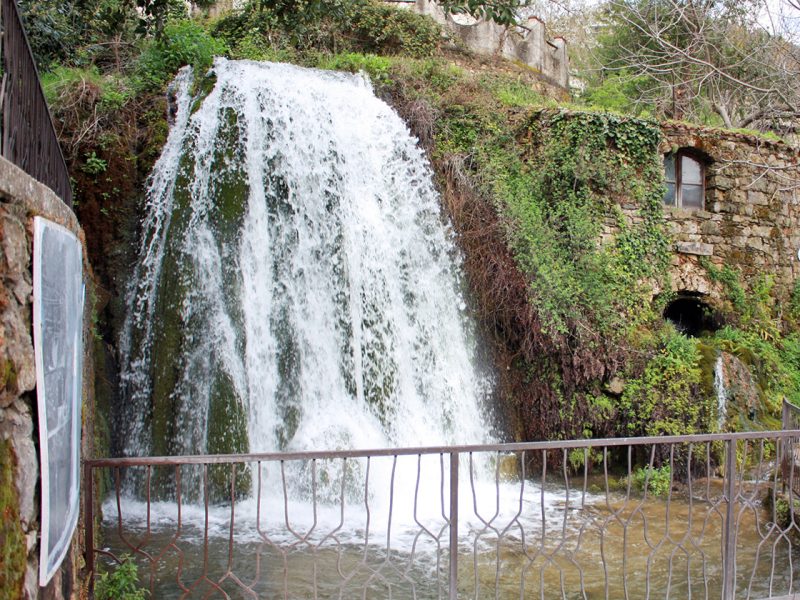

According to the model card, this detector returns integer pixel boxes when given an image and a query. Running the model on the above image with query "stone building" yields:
[655,124,799,332]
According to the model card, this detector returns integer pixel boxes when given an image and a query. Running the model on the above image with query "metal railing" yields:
[782,400,800,498]
[84,431,800,599]
[0,0,72,206]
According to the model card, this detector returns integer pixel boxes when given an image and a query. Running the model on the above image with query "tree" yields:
[590,0,800,135]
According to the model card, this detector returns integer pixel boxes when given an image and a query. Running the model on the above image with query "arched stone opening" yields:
[663,293,721,337]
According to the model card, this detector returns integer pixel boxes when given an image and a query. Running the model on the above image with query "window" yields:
[664,151,704,209]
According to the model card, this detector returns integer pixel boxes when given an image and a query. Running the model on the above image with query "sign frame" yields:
[32,216,85,586]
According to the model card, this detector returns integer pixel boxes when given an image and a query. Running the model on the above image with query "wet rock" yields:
[605,376,625,396]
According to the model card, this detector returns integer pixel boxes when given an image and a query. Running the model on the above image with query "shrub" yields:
[628,465,672,497]
[619,325,706,438]
[316,53,392,83]
[42,66,133,113]
[94,556,148,600]
[136,21,228,91]
[213,0,439,59]
[345,1,440,57]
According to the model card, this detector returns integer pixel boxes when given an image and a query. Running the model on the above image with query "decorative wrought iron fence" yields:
[782,400,800,498]
[0,0,72,206]
[84,431,800,599]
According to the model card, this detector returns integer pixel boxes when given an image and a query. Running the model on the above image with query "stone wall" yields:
[0,156,93,599]
[389,0,569,89]
[658,124,800,302]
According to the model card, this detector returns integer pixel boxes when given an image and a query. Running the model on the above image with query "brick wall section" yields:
[0,155,93,599]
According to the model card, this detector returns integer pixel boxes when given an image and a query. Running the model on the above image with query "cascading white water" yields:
[714,353,727,430]
[119,58,493,467]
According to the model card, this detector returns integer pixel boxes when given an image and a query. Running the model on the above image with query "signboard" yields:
[32,217,84,586]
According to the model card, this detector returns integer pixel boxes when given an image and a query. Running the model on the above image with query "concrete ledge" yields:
[0,155,79,237]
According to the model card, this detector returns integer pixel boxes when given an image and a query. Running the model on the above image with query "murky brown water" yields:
[99,475,798,599]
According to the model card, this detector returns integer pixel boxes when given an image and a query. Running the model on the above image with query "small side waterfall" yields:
[118,59,494,472]
[714,353,727,430]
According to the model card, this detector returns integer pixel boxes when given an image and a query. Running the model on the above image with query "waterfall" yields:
[118,59,494,470]
[714,353,727,430]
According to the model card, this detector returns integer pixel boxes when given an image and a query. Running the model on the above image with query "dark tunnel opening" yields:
[663,294,721,337]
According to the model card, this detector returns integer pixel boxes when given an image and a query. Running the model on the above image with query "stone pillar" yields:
[551,36,569,89]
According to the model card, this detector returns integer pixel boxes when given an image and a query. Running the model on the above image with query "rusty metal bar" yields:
[82,430,800,598]
[83,461,94,592]
[84,429,800,468]
[0,0,72,206]
[448,451,458,600]
[722,438,738,599]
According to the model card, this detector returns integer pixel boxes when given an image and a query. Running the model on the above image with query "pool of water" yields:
[98,473,799,599]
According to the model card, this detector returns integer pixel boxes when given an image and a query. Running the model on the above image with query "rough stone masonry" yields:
[659,122,800,304]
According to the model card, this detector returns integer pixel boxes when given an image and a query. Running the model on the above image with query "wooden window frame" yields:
[664,150,706,210]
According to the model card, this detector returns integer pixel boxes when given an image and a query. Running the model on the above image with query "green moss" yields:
[148,151,196,462]
[0,440,26,600]
[92,335,113,498]
[0,359,17,392]
[207,371,251,502]
[190,72,217,115]
[696,341,718,402]
[316,53,392,84]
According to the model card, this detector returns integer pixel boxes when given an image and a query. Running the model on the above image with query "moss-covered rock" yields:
[207,370,251,502]
[0,439,26,600]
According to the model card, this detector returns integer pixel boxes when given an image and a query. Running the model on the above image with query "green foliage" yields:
[628,465,672,497]
[82,151,109,176]
[214,0,439,59]
[764,488,800,531]
[95,556,148,600]
[702,260,781,342]
[567,447,604,472]
[344,1,440,57]
[619,326,706,437]
[18,0,82,69]
[19,0,141,70]
[136,21,228,91]
[579,72,652,117]
[317,53,392,83]
[498,111,670,337]
[42,66,103,104]
[489,78,546,107]
[714,326,793,420]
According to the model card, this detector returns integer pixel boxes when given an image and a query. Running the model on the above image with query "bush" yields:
[316,53,392,83]
[19,0,140,70]
[345,1,440,57]
[628,465,672,497]
[136,21,228,91]
[619,326,706,438]
[214,0,439,59]
[41,66,132,111]
[94,556,148,600]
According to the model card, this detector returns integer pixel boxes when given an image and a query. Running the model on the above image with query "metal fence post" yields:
[722,438,737,600]
[83,462,94,594]
[784,398,791,431]
[449,451,459,600]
